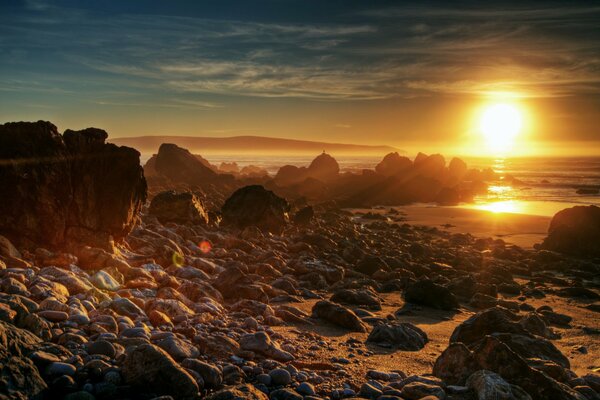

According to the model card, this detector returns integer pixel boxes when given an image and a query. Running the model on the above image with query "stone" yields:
[153,143,218,186]
[293,206,314,226]
[404,279,458,310]
[181,359,222,389]
[330,288,381,310]
[87,340,116,358]
[270,388,303,400]
[46,361,76,376]
[90,270,121,291]
[269,368,292,386]
[375,152,412,177]
[206,384,268,400]
[367,322,428,350]
[122,343,199,399]
[541,205,600,256]
[296,382,315,396]
[156,336,200,361]
[355,256,389,276]
[449,307,528,346]
[359,382,383,398]
[466,370,529,400]
[238,331,294,362]
[311,300,367,332]
[149,191,209,225]
[37,310,69,322]
[221,185,290,234]
[400,381,445,400]
[0,121,146,250]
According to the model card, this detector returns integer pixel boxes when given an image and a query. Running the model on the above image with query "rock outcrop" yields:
[221,185,290,233]
[375,152,412,177]
[540,205,600,257]
[154,143,218,185]
[149,191,209,225]
[0,121,146,250]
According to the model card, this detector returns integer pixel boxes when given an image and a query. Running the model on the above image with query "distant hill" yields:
[109,135,400,155]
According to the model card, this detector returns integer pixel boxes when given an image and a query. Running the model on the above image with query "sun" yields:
[479,103,523,153]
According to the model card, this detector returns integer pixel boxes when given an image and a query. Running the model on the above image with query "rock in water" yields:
[367,322,428,350]
[154,143,218,185]
[122,343,199,399]
[221,185,290,233]
[149,191,209,224]
[541,205,600,257]
[0,121,146,250]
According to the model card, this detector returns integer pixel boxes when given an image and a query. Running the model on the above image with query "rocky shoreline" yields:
[1,121,599,400]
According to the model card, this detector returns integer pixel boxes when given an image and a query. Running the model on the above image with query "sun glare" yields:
[479,103,523,153]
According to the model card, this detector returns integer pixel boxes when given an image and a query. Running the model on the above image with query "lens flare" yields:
[172,251,185,266]
[199,240,212,254]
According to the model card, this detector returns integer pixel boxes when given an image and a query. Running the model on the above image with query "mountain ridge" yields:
[110,135,400,155]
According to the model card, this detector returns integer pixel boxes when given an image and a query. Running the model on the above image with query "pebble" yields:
[269,368,292,386]
[87,340,116,358]
[46,362,76,377]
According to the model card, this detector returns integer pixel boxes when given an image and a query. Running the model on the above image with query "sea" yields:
[143,153,600,218]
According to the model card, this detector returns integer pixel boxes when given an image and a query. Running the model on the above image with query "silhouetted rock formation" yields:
[154,143,218,185]
[221,185,290,233]
[149,191,209,225]
[541,205,600,257]
[375,152,412,177]
[219,162,240,174]
[0,121,146,250]
[307,152,339,182]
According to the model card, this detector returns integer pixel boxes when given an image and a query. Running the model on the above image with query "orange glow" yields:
[199,240,212,254]
[479,103,523,154]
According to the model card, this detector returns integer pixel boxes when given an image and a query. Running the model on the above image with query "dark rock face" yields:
[449,307,529,346]
[541,205,600,257]
[149,191,209,225]
[221,185,290,233]
[0,121,146,250]
[122,343,199,399]
[307,152,339,182]
[154,143,218,185]
[367,322,428,350]
[293,206,314,226]
[375,152,412,177]
[404,279,458,310]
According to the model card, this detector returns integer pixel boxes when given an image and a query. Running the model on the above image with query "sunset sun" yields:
[479,103,523,153]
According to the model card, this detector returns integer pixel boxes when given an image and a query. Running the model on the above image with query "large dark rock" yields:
[311,300,367,332]
[221,185,290,233]
[307,152,339,182]
[0,121,146,250]
[375,152,412,177]
[122,343,199,399]
[367,321,428,350]
[149,191,209,225]
[449,307,529,346]
[154,143,218,185]
[404,279,459,310]
[540,205,600,257]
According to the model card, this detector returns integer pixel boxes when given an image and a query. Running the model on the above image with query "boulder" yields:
[149,191,209,225]
[206,384,268,400]
[375,152,412,177]
[330,288,382,310]
[367,322,428,350]
[448,157,468,181]
[221,185,290,233]
[122,343,199,399]
[311,300,367,332]
[404,279,459,310]
[238,331,294,361]
[541,205,600,257]
[154,143,218,185]
[449,307,529,346]
[466,370,531,400]
[307,152,339,182]
[0,121,146,250]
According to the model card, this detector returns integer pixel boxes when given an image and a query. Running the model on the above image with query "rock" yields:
[375,152,412,177]
[269,368,292,386]
[181,359,222,389]
[206,383,268,400]
[269,388,303,400]
[156,336,200,361]
[37,310,68,322]
[541,205,600,256]
[400,381,445,400]
[466,370,531,400]
[149,191,209,225]
[448,157,468,181]
[0,354,48,400]
[87,340,116,358]
[311,300,367,332]
[330,288,381,310]
[296,382,315,396]
[307,152,339,182]
[433,343,479,385]
[355,255,389,276]
[221,185,290,234]
[154,143,218,185]
[0,121,146,250]
[293,206,314,226]
[122,343,199,399]
[90,270,121,291]
[450,307,529,346]
[46,361,76,376]
[238,332,294,361]
[359,382,383,398]
[367,322,428,350]
[404,279,458,310]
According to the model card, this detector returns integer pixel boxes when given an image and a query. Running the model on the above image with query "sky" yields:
[1,0,599,156]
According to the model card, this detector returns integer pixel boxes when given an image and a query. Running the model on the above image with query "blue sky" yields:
[1,0,599,153]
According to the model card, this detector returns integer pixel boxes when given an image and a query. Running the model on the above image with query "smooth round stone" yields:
[269,368,292,386]
[51,374,76,391]
[69,314,90,325]
[257,374,272,386]
[87,340,116,358]
[46,362,76,376]
[296,382,316,396]
[359,382,383,398]
[91,271,120,291]
[104,370,122,385]
[38,310,69,322]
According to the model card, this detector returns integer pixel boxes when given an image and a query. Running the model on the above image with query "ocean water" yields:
[145,153,600,217]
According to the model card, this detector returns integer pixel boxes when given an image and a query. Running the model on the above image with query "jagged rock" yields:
[154,143,218,185]
[375,152,412,177]
[221,185,290,233]
[541,205,600,257]
[238,331,294,361]
[404,279,458,310]
[149,191,209,225]
[367,322,428,350]
[122,343,199,399]
[0,121,146,250]
[466,370,531,400]
[181,359,222,389]
[330,288,382,310]
[311,300,367,332]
